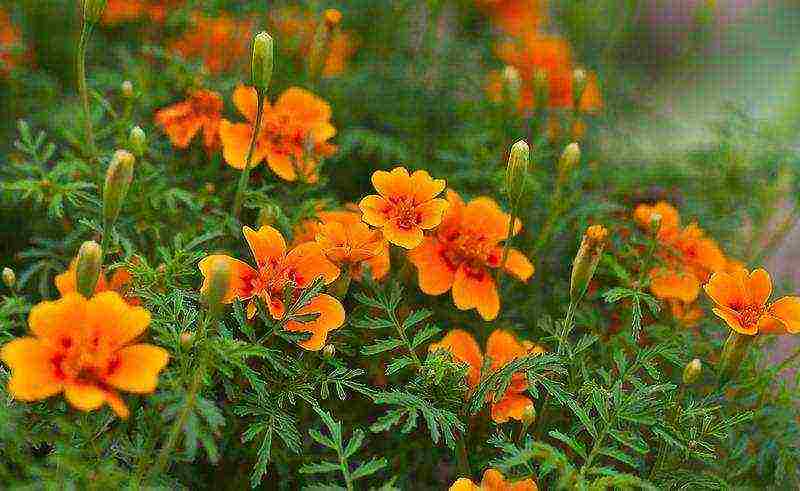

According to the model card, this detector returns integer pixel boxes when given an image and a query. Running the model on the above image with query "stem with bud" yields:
[232,90,266,221]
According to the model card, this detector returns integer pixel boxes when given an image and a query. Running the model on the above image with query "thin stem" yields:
[455,431,470,478]
[338,445,355,491]
[389,307,422,369]
[76,22,97,163]
[776,345,800,374]
[496,212,517,286]
[232,89,266,220]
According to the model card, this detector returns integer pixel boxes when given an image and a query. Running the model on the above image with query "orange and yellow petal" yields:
[486,329,528,370]
[105,344,169,393]
[265,151,298,182]
[284,294,345,350]
[372,167,412,199]
[219,120,268,170]
[29,293,87,341]
[382,220,424,250]
[64,383,107,412]
[703,270,746,310]
[503,248,534,281]
[650,268,700,304]
[275,87,332,125]
[747,268,772,307]
[1,337,62,401]
[199,255,258,304]
[409,169,446,204]
[769,297,800,334]
[448,477,480,491]
[452,266,500,321]
[243,225,287,266]
[415,198,449,229]
[85,292,151,347]
[104,390,130,419]
[285,242,341,286]
[232,84,259,122]
[491,393,534,423]
[408,237,457,295]
[429,329,483,387]
[712,307,755,335]
[359,195,390,227]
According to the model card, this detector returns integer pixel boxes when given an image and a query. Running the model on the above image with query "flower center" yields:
[439,229,500,270]
[388,197,421,230]
[50,337,120,384]
[739,306,763,328]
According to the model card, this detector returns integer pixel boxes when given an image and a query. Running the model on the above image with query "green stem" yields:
[455,431,470,479]
[338,446,355,491]
[390,308,422,369]
[76,22,97,163]
[776,345,800,374]
[496,212,517,286]
[232,89,266,221]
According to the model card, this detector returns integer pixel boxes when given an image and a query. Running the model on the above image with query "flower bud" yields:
[533,69,549,109]
[180,331,194,347]
[521,404,536,426]
[103,150,135,228]
[324,9,342,26]
[569,225,609,305]
[572,68,587,108]
[682,358,702,384]
[83,0,108,24]
[121,81,134,98]
[502,65,521,103]
[76,241,102,298]
[2,267,15,289]
[129,126,146,157]
[202,256,232,312]
[558,142,581,184]
[505,140,529,202]
[719,331,754,386]
[323,344,336,359]
[251,32,274,92]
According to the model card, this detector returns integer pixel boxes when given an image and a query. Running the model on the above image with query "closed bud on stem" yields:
[533,69,549,109]
[76,241,102,298]
[719,330,754,386]
[505,140,529,203]
[569,225,609,305]
[83,0,108,24]
[251,32,274,92]
[572,68,587,108]
[2,267,15,289]
[121,80,134,98]
[129,126,146,157]
[202,257,232,313]
[322,344,336,359]
[521,404,536,426]
[180,331,194,347]
[558,142,581,184]
[683,358,702,384]
[502,65,521,104]
[103,150,135,229]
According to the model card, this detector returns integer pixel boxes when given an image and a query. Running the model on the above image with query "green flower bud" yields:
[533,69,549,109]
[572,68,587,108]
[719,331,754,386]
[558,142,581,184]
[569,225,609,306]
[83,0,108,24]
[76,241,102,298]
[251,32,274,92]
[103,150,135,228]
[2,267,15,289]
[505,139,529,203]
[323,344,336,359]
[121,80,134,98]
[521,404,536,426]
[682,358,702,385]
[129,126,146,157]
[202,257,232,313]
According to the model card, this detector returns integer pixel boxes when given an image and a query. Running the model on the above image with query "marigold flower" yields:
[704,267,800,335]
[154,89,223,155]
[359,167,448,250]
[56,258,139,305]
[219,85,337,183]
[102,0,183,25]
[198,226,343,350]
[170,13,254,74]
[0,9,27,75]
[407,190,533,320]
[430,329,544,423]
[634,201,681,241]
[450,468,538,490]
[0,292,168,418]
[475,0,544,37]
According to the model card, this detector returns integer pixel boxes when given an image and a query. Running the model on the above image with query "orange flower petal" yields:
[407,237,457,295]
[429,329,483,387]
[448,478,480,491]
[243,225,287,266]
[769,296,800,333]
[409,169,446,204]
[747,268,772,307]
[285,242,341,287]
[651,268,700,304]
[29,293,86,341]
[64,383,106,412]
[219,120,268,170]
[265,151,298,181]
[382,219,424,249]
[463,197,520,240]
[105,390,130,419]
[1,337,62,401]
[704,270,746,310]
[712,307,755,335]
[198,254,258,304]
[275,87,332,124]
[359,195,390,227]
[452,265,500,321]
[415,198,449,230]
[85,292,151,347]
[491,392,534,423]
[372,167,411,198]
[486,329,527,370]
[105,344,169,393]
[503,248,534,281]
[284,294,345,350]
[233,84,259,122]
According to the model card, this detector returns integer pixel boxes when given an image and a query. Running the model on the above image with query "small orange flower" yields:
[198,226,343,350]
[170,13,253,74]
[407,190,534,321]
[0,292,168,418]
[704,268,800,336]
[475,0,543,37]
[633,201,681,242]
[55,258,139,306]
[430,329,544,423]
[359,167,448,250]
[155,89,223,154]
[0,9,26,75]
[450,468,538,491]
[102,0,182,25]
[219,85,337,183]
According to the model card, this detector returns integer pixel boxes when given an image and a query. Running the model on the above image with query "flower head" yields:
[0,9,27,75]
[450,468,538,490]
[704,268,800,336]
[1,292,168,418]
[634,201,681,241]
[155,89,223,154]
[198,226,343,350]
[359,167,448,250]
[475,0,543,37]
[102,0,183,25]
[219,85,337,183]
[407,190,534,320]
[430,329,543,423]
[170,13,254,74]
[55,258,139,305]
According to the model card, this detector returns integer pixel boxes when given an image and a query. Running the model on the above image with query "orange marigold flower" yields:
[475,0,543,38]
[154,89,223,154]
[198,226,343,350]
[102,0,182,25]
[219,85,337,183]
[55,258,139,306]
[704,268,800,336]
[359,167,448,250]
[0,292,168,418]
[633,201,681,241]
[407,190,534,321]
[170,13,253,74]
[430,329,544,423]
[669,300,704,327]
[450,468,538,491]
[0,9,26,75]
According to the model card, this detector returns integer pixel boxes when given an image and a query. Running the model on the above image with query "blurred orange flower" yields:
[359,167,448,250]
[102,0,183,25]
[198,226,343,350]
[0,292,168,418]
[155,89,223,154]
[407,190,534,321]
[0,9,26,75]
[476,0,543,37]
[170,13,253,74]
[634,201,681,242]
[219,85,337,183]
[704,268,800,335]
[55,259,139,306]
[450,468,538,490]
[430,329,544,423]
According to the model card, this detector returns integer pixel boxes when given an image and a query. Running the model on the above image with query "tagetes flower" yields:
[431,329,543,423]
[198,226,343,350]
[0,292,168,418]
[55,259,139,306]
[496,34,574,109]
[634,201,681,242]
[219,85,337,183]
[450,468,538,491]
[102,0,183,25]
[155,89,223,154]
[705,268,800,336]
[0,9,26,75]
[170,14,253,74]
[407,190,534,321]
[359,167,448,250]
[476,0,543,37]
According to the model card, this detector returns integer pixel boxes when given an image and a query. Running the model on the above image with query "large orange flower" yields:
[407,190,534,321]
[359,167,448,250]
[170,13,253,74]
[219,85,337,183]
[198,226,343,350]
[704,268,800,336]
[431,329,543,423]
[450,468,538,491]
[155,89,223,154]
[0,292,168,418]
[55,258,139,306]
